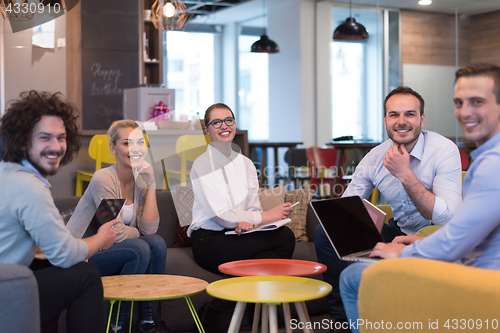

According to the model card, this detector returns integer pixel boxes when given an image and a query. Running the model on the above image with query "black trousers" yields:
[30,260,105,333]
[191,227,296,274]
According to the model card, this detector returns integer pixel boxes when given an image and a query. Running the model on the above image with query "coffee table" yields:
[218,259,326,277]
[218,259,327,333]
[102,274,208,333]
[207,276,331,333]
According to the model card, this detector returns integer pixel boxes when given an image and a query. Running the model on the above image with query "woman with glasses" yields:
[66,120,168,333]
[187,103,296,332]
[188,103,296,273]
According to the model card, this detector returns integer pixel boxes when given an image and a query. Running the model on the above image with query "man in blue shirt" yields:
[315,86,463,331]
[339,64,500,333]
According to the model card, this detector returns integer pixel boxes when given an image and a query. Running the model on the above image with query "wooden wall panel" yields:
[66,0,82,130]
[401,10,470,66]
[470,10,500,66]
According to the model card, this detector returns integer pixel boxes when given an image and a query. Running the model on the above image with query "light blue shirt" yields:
[343,130,462,234]
[21,159,51,188]
[0,161,88,267]
[402,131,500,270]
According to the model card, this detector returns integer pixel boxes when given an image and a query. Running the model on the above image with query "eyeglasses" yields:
[208,117,235,129]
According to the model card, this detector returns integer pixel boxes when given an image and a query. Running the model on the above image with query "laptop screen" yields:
[311,196,383,257]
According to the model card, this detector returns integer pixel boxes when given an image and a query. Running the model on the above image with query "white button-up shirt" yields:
[187,144,262,237]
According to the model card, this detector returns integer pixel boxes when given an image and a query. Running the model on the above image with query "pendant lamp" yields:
[333,0,369,41]
[251,0,279,53]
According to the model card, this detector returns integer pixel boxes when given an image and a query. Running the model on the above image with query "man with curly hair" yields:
[0,91,117,333]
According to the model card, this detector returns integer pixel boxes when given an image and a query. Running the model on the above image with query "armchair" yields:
[358,258,500,332]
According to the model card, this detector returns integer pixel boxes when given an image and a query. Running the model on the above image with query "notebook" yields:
[225,218,291,235]
[310,196,383,263]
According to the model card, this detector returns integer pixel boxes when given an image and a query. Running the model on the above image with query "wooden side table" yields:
[207,276,331,333]
[102,274,208,333]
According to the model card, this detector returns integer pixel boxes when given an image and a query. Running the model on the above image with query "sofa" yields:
[53,189,327,332]
[0,263,40,333]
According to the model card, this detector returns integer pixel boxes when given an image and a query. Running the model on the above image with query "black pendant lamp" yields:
[333,0,369,41]
[251,0,279,53]
[251,34,279,53]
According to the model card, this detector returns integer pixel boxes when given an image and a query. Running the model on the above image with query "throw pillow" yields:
[172,186,195,247]
[175,186,195,227]
[285,189,315,242]
[258,186,286,212]
[173,224,191,248]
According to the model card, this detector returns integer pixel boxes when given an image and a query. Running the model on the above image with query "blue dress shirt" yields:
[402,130,500,270]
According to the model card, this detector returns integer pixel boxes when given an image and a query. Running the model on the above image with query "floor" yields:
[176,314,332,333]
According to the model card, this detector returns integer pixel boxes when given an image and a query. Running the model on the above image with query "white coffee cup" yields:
[143,10,151,21]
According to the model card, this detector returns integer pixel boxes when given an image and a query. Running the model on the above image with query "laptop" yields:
[363,199,386,232]
[310,196,383,263]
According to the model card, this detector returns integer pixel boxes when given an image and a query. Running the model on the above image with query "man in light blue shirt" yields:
[0,91,117,332]
[315,86,463,330]
[339,64,500,333]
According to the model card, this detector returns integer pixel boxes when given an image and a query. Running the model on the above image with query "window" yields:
[165,31,215,119]
[330,7,388,142]
[238,35,269,141]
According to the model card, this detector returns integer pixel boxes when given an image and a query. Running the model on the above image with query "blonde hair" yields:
[107,120,139,145]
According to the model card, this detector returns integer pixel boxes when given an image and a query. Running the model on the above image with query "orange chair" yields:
[305,147,348,198]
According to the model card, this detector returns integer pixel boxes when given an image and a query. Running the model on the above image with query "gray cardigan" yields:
[66,165,159,242]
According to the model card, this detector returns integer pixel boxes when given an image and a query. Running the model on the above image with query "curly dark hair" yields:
[384,86,425,116]
[0,90,81,165]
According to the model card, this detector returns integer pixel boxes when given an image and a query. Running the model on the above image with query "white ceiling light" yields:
[418,0,432,5]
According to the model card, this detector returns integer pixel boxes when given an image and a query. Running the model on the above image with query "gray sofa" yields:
[53,190,327,332]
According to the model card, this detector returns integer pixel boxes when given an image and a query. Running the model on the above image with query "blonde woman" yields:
[67,120,167,333]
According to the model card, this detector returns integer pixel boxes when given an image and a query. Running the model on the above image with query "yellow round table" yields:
[102,274,208,333]
[207,276,332,333]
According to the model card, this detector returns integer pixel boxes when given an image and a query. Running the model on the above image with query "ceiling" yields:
[183,0,250,16]
[330,0,500,15]
[186,0,500,27]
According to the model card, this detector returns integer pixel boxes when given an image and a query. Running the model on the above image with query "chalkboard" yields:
[80,0,139,131]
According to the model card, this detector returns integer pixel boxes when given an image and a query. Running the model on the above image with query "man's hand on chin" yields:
[383,144,412,181]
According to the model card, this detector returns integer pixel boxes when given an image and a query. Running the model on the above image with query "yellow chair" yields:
[163,135,211,187]
[75,135,116,196]
[370,188,379,205]
[358,258,500,333]
[376,204,441,236]
[376,204,393,225]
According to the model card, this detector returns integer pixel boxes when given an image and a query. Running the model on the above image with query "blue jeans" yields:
[339,262,374,333]
[89,233,167,324]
